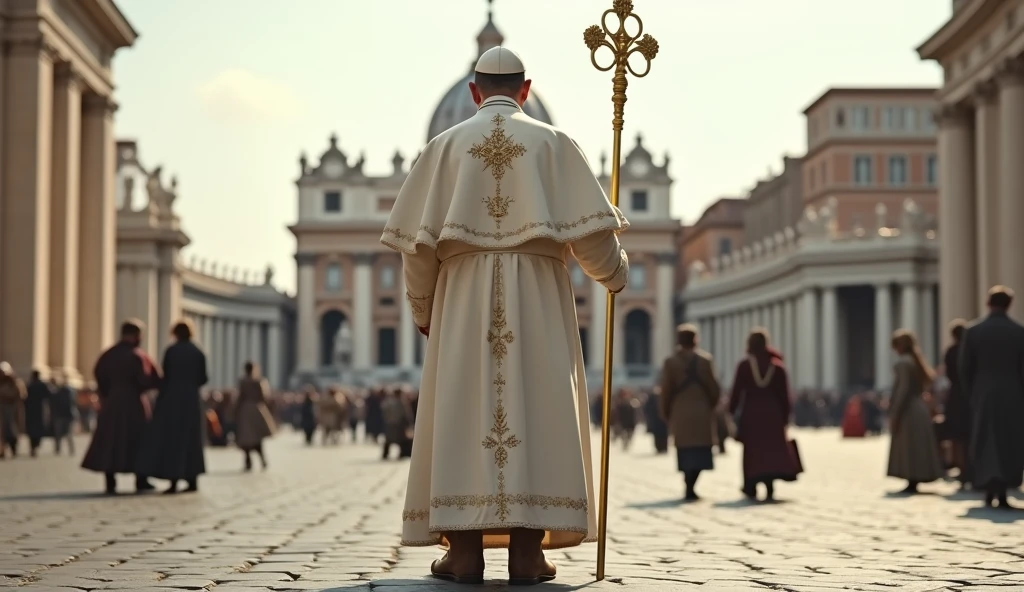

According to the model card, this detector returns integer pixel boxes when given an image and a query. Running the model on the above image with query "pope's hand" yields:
[418,325,430,337]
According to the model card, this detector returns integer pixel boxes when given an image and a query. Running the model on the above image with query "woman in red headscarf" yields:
[729,329,801,501]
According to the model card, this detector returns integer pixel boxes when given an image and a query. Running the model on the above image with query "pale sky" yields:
[112,0,950,294]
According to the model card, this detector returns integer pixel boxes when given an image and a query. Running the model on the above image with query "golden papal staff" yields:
[584,0,658,581]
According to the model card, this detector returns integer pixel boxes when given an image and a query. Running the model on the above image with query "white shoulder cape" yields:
[381,104,627,254]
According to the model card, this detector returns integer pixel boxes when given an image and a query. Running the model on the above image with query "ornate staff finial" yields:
[584,0,659,131]
[584,0,658,582]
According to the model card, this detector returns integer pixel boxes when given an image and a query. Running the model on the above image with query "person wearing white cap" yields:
[382,45,630,585]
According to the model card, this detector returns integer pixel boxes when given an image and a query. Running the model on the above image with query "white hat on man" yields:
[474,46,525,75]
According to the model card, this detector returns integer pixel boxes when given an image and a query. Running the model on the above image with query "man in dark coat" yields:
[959,286,1024,509]
[141,320,209,494]
[24,371,51,456]
[81,319,160,494]
[943,320,972,487]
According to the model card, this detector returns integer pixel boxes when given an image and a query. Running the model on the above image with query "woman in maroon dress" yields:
[728,330,801,501]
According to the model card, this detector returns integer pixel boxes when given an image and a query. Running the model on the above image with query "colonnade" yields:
[0,41,118,383]
[938,57,1024,327]
[186,315,283,390]
[690,281,937,392]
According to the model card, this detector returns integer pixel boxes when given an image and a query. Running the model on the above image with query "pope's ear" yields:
[520,79,533,103]
[468,81,483,106]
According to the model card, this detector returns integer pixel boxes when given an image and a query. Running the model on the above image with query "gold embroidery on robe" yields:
[469,114,526,229]
[406,292,431,316]
[381,210,625,250]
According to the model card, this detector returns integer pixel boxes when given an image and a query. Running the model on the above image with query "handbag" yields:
[788,438,804,474]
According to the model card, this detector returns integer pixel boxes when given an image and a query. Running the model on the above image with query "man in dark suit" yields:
[959,286,1024,508]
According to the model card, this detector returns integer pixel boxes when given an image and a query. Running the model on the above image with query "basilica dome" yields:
[425,5,553,143]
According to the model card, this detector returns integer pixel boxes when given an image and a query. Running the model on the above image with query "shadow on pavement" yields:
[623,498,684,509]
[323,578,603,590]
[960,506,1024,523]
[0,491,111,502]
[711,498,789,509]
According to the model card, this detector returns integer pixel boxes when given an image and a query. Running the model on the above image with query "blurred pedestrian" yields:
[0,362,26,459]
[49,374,77,455]
[886,330,944,495]
[81,319,160,494]
[659,323,720,501]
[235,362,276,471]
[24,370,51,457]
[142,320,208,494]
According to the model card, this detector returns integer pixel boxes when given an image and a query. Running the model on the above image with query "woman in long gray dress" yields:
[235,362,276,471]
[886,330,945,494]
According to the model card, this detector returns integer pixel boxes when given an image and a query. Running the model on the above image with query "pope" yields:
[381,46,629,585]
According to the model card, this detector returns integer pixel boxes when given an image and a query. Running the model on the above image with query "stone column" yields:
[157,246,183,354]
[225,320,238,387]
[211,317,224,388]
[295,254,318,372]
[134,267,158,356]
[48,63,83,382]
[974,82,1001,311]
[78,92,118,377]
[796,289,818,389]
[998,58,1024,318]
[590,279,607,372]
[267,322,282,389]
[654,254,675,366]
[875,283,893,390]
[937,104,978,336]
[238,322,251,367]
[770,303,782,348]
[820,287,838,390]
[921,284,937,366]
[399,272,415,367]
[783,297,795,366]
[900,283,919,336]
[353,254,375,369]
[201,316,213,355]
[249,322,262,370]
[1,39,56,377]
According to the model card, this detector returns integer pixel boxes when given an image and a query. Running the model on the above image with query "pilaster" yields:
[875,283,893,390]
[1,38,58,377]
[973,81,1001,312]
[78,92,119,375]
[997,58,1024,319]
[48,62,85,381]
[936,102,977,334]
[352,253,375,369]
[295,253,318,372]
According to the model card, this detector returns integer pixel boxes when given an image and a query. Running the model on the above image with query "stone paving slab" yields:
[1,429,1023,590]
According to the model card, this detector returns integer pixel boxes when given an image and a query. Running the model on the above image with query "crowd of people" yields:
[1,286,1021,511]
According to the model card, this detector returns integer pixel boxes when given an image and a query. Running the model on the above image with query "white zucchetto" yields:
[474,46,525,75]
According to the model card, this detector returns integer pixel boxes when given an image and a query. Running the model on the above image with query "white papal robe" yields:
[381,95,629,550]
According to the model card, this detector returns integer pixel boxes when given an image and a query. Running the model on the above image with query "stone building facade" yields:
[683,87,939,392]
[0,0,136,381]
[918,0,1024,327]
[115,141,295,390]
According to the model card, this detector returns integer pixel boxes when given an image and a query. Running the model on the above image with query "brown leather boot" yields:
[508,528,556,585]
[430,530,484,584]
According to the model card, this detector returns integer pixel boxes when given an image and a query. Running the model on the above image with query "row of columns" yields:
[188,315,283,390]
[939,57,1024,328]
[0,39,117,383]
[296,253,419,373]
[691,282,937,392]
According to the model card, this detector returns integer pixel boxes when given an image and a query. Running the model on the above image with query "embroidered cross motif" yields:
[468,114,526,229]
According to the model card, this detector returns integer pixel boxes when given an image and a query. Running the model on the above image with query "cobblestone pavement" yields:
[1,428,1023,591]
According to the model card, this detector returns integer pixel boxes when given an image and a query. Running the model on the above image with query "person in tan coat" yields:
[886,329,945,494]
[235,362,276,471]
[659,324,721,501]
